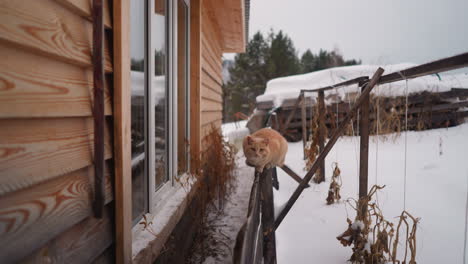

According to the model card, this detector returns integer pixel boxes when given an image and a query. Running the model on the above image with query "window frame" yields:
[146,0,191,213]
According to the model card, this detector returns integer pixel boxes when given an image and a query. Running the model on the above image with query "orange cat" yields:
[243,128,288,172]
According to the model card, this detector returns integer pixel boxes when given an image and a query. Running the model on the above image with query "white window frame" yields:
[146,0,190,212]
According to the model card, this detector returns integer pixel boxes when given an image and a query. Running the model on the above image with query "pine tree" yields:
[300,49,316,73]
[266,30,300,78]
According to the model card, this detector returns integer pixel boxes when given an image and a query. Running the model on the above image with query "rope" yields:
[344,85,360,195]
[398,71,409,211]
[464,170,468,264]
[375,85,380,205]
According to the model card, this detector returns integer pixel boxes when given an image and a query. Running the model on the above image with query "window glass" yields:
[177,0,189,174]
[153,0,168,189]
[130,0,147,222]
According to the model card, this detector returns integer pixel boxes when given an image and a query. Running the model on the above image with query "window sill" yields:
[131,173,198,263]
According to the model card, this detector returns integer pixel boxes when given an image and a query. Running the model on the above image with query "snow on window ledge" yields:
[132,173,197,263]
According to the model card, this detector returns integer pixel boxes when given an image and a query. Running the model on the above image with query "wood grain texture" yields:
[201,111,222,126]
[201,98,222,112]
[204,0,245,52]
[0,0,113,72]
[0,164,113,263]
[0,44,112,118]
[0,117,113,196]
[112,0,132,263]
[190,0,202,161]
[53,0,113,28]
[21,204,114,264]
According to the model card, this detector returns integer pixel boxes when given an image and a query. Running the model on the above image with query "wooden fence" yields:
[235,53,468,262]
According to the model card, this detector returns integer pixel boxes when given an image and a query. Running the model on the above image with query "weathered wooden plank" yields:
[280,165,310,187]
[53,0,113,28]
[300,94,307,158]
[317,90,326,183]
[359,86,370,201]
[201,91,223,104]
[261,168,277,264]
[0,0,113,72]
[0,44,112,118]
[274,68,385,230]
[0,164,113,263]
[378,52,468,85]
[301,76,369,93]
[113,0,132,262]
[21,204,114,264]
[0,117,113,196]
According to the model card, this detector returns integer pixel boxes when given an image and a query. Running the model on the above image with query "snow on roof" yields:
[257,64,468,107]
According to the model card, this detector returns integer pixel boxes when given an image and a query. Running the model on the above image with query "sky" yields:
[225,0,468,68]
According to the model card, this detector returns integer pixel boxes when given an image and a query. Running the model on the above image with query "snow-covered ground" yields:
[256,64,468,107]
[274,123,468,263]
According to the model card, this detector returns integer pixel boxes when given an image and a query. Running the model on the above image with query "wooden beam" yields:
[378,52,468,85]
[280,165,310,188]
[113,0,132,263]
[274,68,385,230]
[317,90,326,183]
[301,94,307,159]
[301,76,369,93]
[190,0,202,162]
[261,168,277,264]
[358,85,370,201]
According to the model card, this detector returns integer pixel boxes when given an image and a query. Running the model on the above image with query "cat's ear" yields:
[263,138,269,145]
[247,136,253,144]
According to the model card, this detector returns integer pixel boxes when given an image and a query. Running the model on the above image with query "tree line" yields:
[223,30,361,122]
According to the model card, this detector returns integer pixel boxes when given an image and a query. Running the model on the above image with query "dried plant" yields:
[326,162,342,205]
[337,185,420,264]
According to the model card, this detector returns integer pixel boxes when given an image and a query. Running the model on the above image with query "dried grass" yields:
[337,185,420,264]
[186,125,238,263]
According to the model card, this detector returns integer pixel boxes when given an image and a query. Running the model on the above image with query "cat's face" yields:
[244,136,270,164]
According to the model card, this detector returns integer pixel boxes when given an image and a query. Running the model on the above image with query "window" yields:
[152,0,169,190]
[130,0,148,222]
[131,0,191,222]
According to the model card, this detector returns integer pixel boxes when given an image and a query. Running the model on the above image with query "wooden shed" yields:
[0,0,249,263]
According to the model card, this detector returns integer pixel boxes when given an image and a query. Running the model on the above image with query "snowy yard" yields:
[274,123,468,263]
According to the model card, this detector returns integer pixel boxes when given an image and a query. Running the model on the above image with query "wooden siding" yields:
[0,0,116,263]
[200,2,223,138]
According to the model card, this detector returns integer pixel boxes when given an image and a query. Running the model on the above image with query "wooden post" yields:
[261,168,277,264]
[301,94,307,159]
[317,90,326,183]
[274,68,384,230]
[113,0,132,262]
[358,84,370,218]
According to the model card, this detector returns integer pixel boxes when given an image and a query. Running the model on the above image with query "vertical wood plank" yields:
[113,0,132,263]
[359,85,370,201]
[190,0,202,164]
[261,168,277,264]
[300,94,307,159]
[92,0,105,218]
[317,90,326,183]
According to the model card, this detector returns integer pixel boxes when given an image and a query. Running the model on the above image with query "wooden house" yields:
[0,0,249,263]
